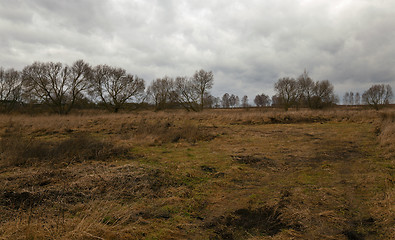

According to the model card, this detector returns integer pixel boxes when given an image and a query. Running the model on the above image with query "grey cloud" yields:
[0,0,394,100]
[28,0,113,34]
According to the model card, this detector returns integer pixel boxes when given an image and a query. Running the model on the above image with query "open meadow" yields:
[0,108,394,239]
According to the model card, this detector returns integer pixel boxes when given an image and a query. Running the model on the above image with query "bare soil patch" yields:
[208,205,302,239]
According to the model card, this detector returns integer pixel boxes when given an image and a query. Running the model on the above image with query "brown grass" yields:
[378,111,395,158]
[0,125,131,167]
[0,107,394,239]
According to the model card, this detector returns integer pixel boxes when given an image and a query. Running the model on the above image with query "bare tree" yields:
[355,92,361,105]
[343,92,350,105]
[235,95,240,108]
[297,70,314,108]
[295,70,337,109]
[274,77,299,111]
[228,94,239,108]
[68,60,93,110]
[203,92,216,108]
[174,76,200,112]
[0,68,22,112]
[212,96,221,108]
[22,60,92,114]
[311,80,337,108]
[221,93,230,108]
[91,65,145,112]
[344,91,364,106]
[241,95,249,108]
[362,84,393,110]
[192,69,214,110]
[254,93,271,107]
[271,95,279,107]
[147,76,174,111]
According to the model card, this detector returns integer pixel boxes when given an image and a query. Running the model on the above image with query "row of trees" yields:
[271,70,338,110]
[1,60,146,114]
[0,60,213,114]
[146,70,214,111]
[343,86,394,110]
[217,71,392,111]
[200,93,271,109]
[0,60,393,114]
[343,91,361,106]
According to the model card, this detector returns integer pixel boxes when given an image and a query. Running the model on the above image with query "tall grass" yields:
[0,125,129,166]
[378,111,395,158]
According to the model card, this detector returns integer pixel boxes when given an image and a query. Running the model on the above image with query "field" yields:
[0,108,394,239]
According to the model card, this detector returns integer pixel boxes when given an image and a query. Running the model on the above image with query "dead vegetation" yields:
[132,119,216,144]
[0,126,131,167]
[0,107,394,239]
[378,111,395,158]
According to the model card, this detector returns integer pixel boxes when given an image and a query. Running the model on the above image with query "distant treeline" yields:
[0,60,393,114]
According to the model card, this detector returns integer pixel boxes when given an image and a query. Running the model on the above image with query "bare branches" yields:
[362,84,393,110]
[0,68,22,112]
[274,77,299,111]
[254,93,271,107]
[6,61,394,114]
[91,65,145,112]
[147,77,175,111]
[192,69,214,110]
[274,71,337,110]
[146,70,214,112]
[22,60,92,114]
[174,76,200,112]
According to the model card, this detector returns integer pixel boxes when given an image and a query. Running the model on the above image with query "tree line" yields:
[343,84,393,110]
[0,60,393,114]
[0,60,214,114]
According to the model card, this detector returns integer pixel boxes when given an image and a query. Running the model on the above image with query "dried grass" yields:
[0,125,129,166]
[0,107,394,239]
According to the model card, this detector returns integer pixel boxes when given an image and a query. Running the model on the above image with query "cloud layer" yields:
[1,0,394,99]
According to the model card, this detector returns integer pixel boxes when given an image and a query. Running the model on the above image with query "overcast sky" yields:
[1,0,394,101]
